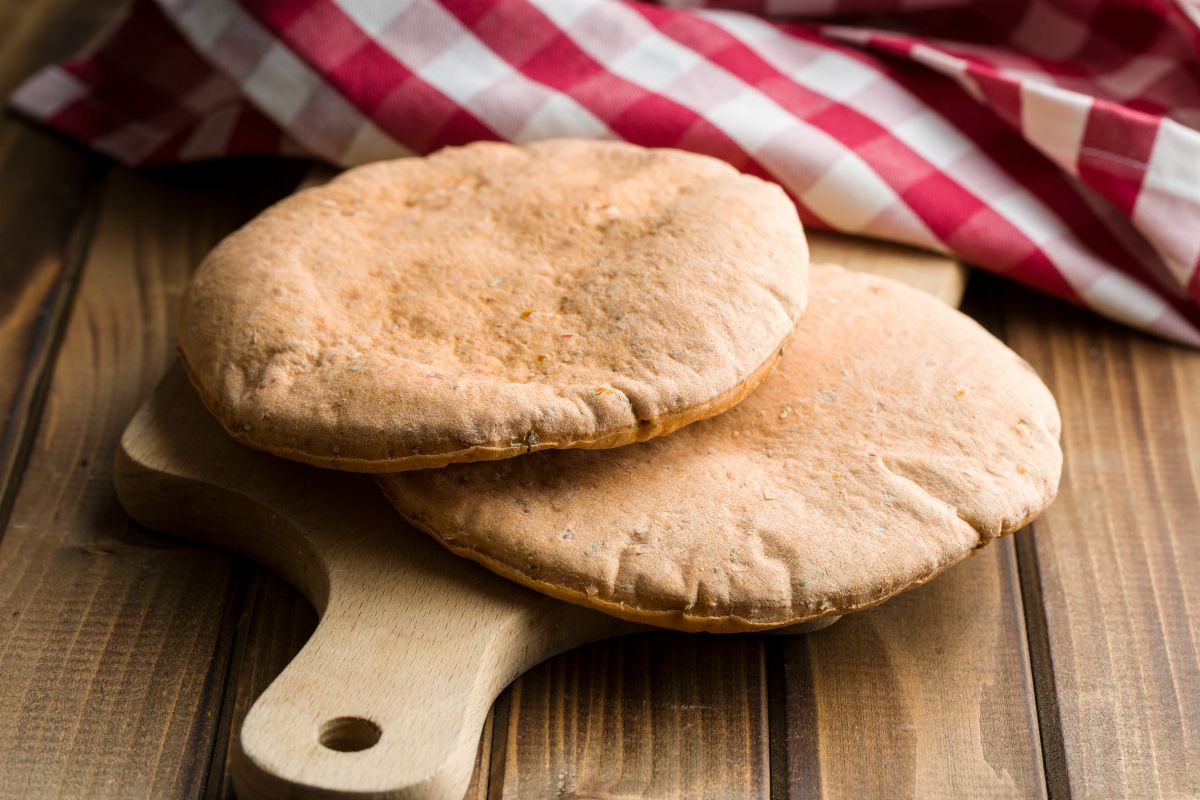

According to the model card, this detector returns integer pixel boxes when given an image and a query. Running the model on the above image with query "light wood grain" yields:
[993,279,1200,800]
[808,231,968,305]
[0,162,304,798]
[114,368,844,800]
[211,558,494,800]
[115,367,648,799]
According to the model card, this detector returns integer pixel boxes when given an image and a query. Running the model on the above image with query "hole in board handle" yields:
[319,717,382,752]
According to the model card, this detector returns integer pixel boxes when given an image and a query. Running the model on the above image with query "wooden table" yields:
[1,3,1198,798]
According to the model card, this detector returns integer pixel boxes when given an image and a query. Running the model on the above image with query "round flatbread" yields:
[379,265,1063,632]
[179,139,808,471]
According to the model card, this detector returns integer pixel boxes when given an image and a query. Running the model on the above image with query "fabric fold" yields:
[12,0,1200,344]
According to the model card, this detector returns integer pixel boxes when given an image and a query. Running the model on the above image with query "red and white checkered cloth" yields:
[12,0,1200,344]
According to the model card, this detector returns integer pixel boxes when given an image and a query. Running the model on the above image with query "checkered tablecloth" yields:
[12,0,1200,344]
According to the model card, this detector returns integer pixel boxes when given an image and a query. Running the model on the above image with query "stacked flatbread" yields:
[180,139,1062,632]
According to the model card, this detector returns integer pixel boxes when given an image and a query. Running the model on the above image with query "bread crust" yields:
[380,265,1064,632]
[179,139,809,471]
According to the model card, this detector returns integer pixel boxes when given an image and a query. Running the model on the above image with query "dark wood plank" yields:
[780,540,1046,799]
[0,3,308,795]
[494,632,770,799]
[209,568,317,800]
[990,276,1200,799]
[480,233,967,800]
[0,160,306,797]
[767,277,1047,799]
[453,710,494,800]
[0,0,126,531]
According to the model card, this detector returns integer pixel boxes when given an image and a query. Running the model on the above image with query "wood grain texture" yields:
[97,225,957,799]
[211,569,318,800]
[165,175,965,799]
[4,5,1195,796]
[208,152,500,800]
[783,542,1046,799]
[462,711,495,800]
[762,278,1047,800]
[482,238,971,799]
[807,231,968,306]
[989,276,1200,800]
[116,367,843,799]
[0,162,305,798]
[495,633,771,799]
[0,0,123,535]
[116,367,662,800]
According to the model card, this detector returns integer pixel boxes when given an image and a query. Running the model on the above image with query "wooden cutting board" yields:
[113,232,965,800]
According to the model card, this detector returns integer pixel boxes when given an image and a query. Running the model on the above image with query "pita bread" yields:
[379,265,1062,632]
[179,139,808,471]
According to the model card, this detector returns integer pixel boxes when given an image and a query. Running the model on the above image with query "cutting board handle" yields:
[114,369,840,798]
[233,603,491,800]
[231,578,629,800]
[113,159,963,799]
[114,369,642,799]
